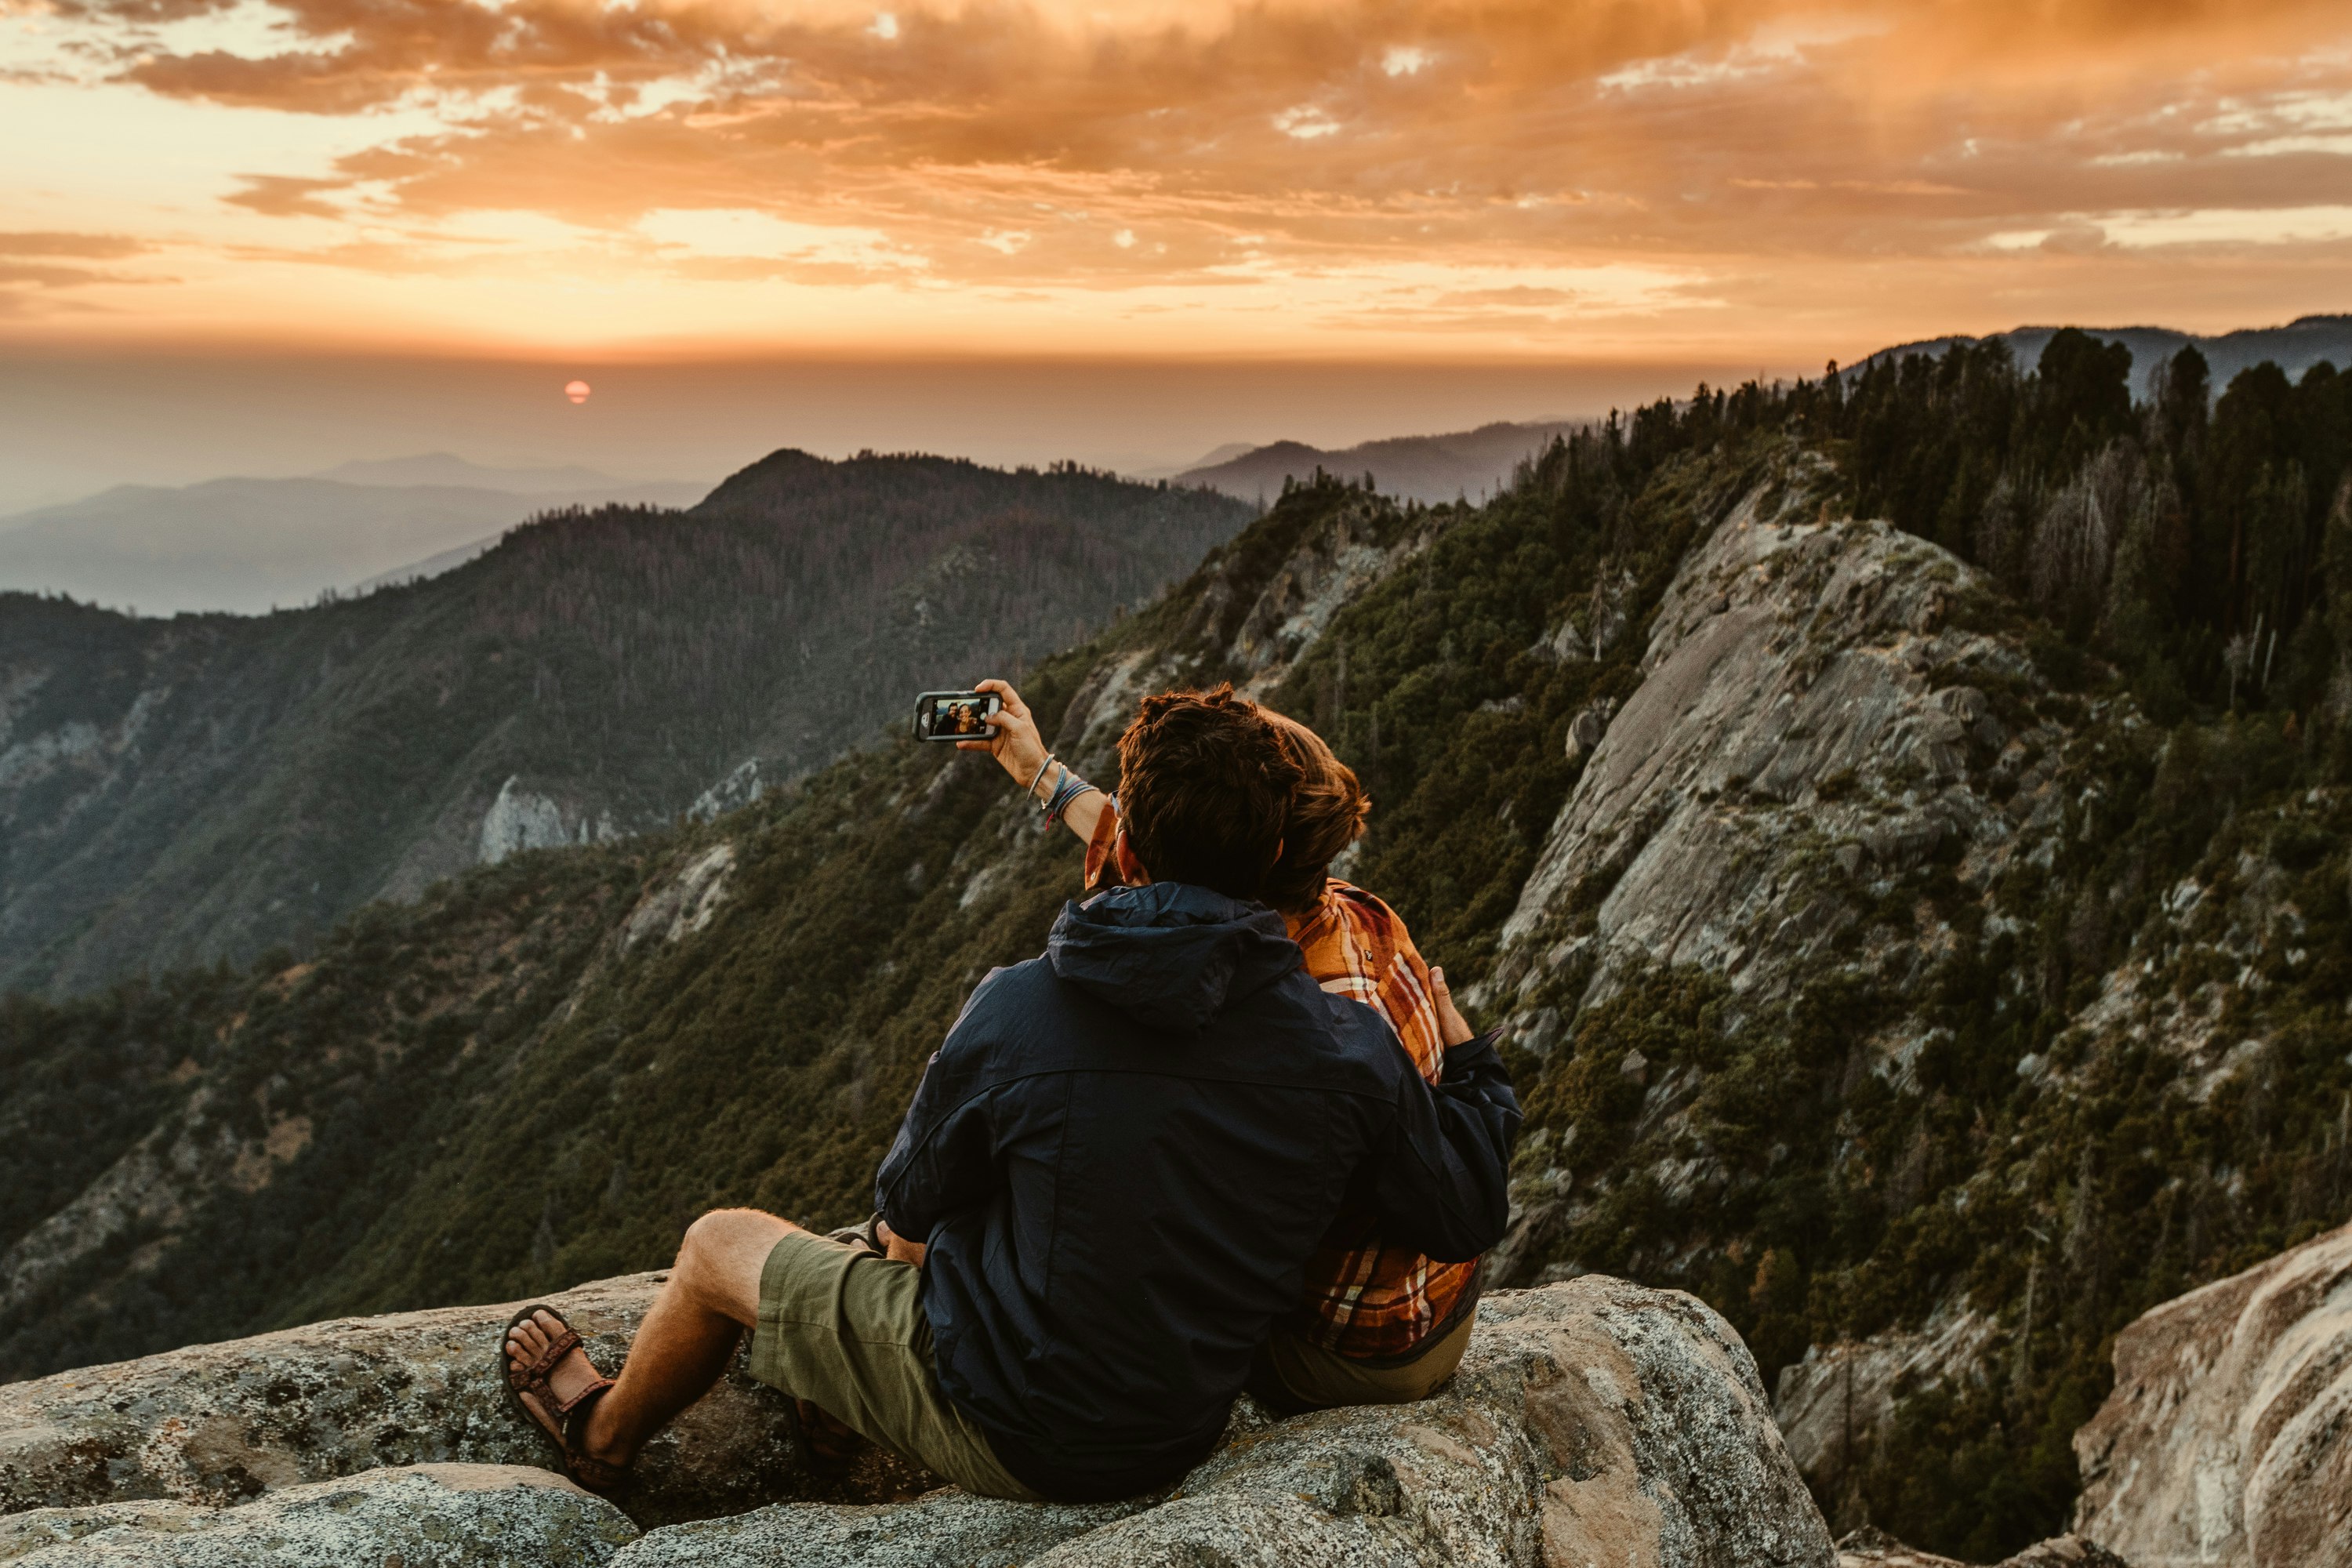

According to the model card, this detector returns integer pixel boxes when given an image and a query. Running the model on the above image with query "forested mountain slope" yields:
[4,332,2350,1562]
[0,453,1251,996]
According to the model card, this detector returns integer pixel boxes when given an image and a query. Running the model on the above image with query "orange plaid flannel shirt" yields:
[1084,809,1480,1359]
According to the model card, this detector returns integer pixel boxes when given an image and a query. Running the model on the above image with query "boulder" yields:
[2072,1218,2352,1568]
[0,1272,822,1530]
[0,1462,638,1566]
[618,1276,1837,1567]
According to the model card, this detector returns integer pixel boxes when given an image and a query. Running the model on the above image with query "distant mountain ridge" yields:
[1857,312,2352,389]
[0,451,1252,996]
[0,468,709,616]
[314,454,691,494]
[1176,419,1579,506]
[1180,316,2352,510]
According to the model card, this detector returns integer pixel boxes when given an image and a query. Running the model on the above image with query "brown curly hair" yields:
[1116,684,1304,901]
[1258,711,1370,913]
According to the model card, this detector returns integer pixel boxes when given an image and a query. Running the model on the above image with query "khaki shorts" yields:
[746,1229,1040,1501]
[1253,1305,1476,1414]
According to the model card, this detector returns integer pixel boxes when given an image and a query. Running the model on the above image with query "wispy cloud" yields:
[3,0,2350,350]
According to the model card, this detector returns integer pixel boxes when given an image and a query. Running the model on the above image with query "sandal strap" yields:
[550,1372,615,1418]
[507,1325,584,1392]
[561,1383,629,1495]
[569,1450,631,1494]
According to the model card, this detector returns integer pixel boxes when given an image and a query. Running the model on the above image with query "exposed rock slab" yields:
[1477,485,2053,1019]
[616,1490,1139,1567]
[620,1276,1837,1568]
[1773,1305,2000,1482]
[1834,1526,2127,1568]
[2073,1218,2352,1568]
[0,1273,811,1529]
[0,1462,637,1566]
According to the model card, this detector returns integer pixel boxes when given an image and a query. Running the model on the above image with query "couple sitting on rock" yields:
[503,681,1522,1503]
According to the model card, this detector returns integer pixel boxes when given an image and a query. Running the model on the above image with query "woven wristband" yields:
[1045,773,1095,826]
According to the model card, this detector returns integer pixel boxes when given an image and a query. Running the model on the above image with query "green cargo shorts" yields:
[745,1228,1040,1501]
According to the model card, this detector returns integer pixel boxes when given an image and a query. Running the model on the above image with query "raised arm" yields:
[956,677,1107,847]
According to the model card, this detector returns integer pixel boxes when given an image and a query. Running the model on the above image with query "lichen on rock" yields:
[0,1273,815,1530]
[0,1463,639,1566]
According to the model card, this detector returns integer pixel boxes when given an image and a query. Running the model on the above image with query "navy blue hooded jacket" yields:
[874,881,1520,1501]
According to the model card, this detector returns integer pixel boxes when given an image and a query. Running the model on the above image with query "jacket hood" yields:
[1047,882,1301,1033]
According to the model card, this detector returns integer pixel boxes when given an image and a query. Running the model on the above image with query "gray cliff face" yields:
[1473,481,2093,1299]
[1772,1305,2000,1485]
[0,1274,1836,1568]
[2071,1218,2352,1568]
[1478,477,2058,1022]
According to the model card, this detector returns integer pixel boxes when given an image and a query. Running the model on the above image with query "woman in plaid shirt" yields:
[955,679,1490,1412]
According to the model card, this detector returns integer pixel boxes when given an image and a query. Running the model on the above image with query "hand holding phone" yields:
[942,678,1049,787]
[913,690,1003,742]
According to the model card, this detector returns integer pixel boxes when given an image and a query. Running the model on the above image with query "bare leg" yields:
[506,1207,793,1470]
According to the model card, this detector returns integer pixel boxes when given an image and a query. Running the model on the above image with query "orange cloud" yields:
[0,231,148,259]
[5,0,2350,353]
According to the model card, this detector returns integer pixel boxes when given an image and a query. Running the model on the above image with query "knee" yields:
[672,1207,787,1322]
[677,1213,786,1298]
[678,1207,768,1268]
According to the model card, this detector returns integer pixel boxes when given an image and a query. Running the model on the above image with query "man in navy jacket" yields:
[499,685,1519,1504]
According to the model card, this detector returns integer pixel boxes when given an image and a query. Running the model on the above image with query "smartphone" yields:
[913,690,1002,742]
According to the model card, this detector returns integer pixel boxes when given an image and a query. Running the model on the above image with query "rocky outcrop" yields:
[1479,481,2058,1019]
[626,1276,1834,1567]
[0,1463,639,1566]
[0,1273,1835,1567]
[620,842,738,950]
[0,1273,811,1530]
[2072,1218,2352,1568]
[1773,1305,2000,1483]
[481,775,621,865]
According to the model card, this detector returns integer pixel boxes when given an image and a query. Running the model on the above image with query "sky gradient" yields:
[5,0,2349,362]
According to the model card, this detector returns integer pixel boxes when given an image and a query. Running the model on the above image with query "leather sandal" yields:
[503,1304,628,1495]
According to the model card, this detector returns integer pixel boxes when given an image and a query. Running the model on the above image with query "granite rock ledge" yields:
[0,1273,1836,1567]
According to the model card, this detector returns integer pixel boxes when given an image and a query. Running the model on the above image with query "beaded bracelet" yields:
[1027,753,1062,805]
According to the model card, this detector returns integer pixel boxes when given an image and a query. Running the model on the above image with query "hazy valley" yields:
[0,456,710,617]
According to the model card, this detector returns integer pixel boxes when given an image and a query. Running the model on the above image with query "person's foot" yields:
[506,1309,623,1469]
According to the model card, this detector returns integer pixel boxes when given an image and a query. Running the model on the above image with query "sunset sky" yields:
[2,1,2350,501]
